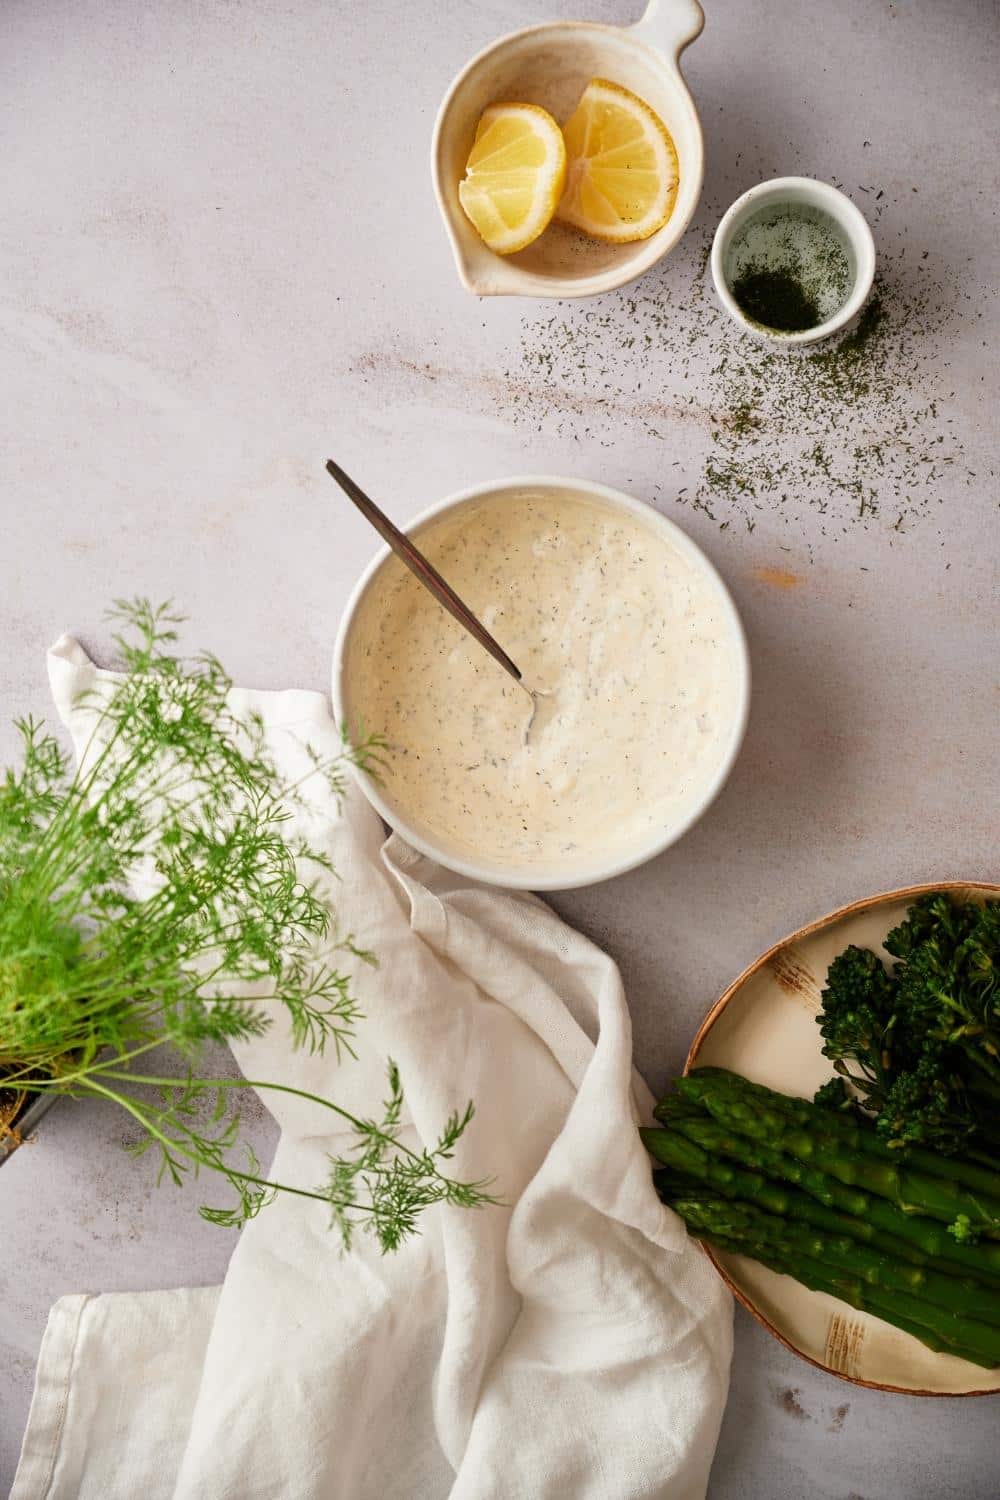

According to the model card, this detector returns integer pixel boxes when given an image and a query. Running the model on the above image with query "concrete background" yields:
[1,0,998,1494]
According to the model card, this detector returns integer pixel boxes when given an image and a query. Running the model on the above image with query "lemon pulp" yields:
[556,79,679,244]
[458,103,566,256]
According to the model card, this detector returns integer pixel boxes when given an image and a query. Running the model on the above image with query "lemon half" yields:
[556,79,679,244]
[458,103,567,256]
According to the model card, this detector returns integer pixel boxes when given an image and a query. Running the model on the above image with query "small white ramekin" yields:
[332,476,751,891]
[711,176,876,346]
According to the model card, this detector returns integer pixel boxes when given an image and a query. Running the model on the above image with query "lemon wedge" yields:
[458,103,566,256]
[556,79,679,244]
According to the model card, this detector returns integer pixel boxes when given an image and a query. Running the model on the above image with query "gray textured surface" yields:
[1,0,998,1495]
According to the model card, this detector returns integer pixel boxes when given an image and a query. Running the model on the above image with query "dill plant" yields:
[0,601,494,1249]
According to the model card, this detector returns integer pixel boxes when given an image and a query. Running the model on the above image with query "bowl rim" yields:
[332,474,751,891]
[710,175,877,346]
[684,877,1000,1396]
[430,18,705,300]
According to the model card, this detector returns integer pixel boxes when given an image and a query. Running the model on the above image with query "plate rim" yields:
[683,877,1000,1398]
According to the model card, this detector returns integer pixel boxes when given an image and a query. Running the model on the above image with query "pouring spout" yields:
[448,236,529,297]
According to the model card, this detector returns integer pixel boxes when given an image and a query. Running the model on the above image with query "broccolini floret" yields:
[814,893,1000,1157]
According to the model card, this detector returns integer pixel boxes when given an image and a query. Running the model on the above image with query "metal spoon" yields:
[326,460,549,742]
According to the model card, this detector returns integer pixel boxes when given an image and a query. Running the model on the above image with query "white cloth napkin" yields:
[12,637,731,1500]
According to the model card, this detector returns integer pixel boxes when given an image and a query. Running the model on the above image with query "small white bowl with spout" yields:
[431,1,705,299]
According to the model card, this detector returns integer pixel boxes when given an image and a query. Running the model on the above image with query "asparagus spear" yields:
[694,1226,997,1370]
[638,1128,1000,1290]
[643,1128,916,1251]
[668,1192,1000,1369]
[684,1067,1000,1201]
[672,1072,1000,1232]
[655,1100,1000,1283]
[651,1159,1000,1329]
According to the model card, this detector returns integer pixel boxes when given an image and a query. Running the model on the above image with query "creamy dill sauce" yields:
[345,491,740,873]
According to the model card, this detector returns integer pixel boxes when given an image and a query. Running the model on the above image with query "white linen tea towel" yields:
[12,636,732,1500]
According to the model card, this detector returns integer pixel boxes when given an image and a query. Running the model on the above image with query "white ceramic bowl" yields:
[711,176,876,346]
[333,476,750,891]
[431,0,705,298]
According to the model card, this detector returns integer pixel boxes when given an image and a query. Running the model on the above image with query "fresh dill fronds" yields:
[0,601,492,1251]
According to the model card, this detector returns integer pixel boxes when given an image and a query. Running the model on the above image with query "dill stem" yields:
[95,1069,431,1161]
[8,1051,427,1169]
[81,1079,366,1214]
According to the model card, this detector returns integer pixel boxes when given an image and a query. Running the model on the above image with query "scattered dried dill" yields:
[497,188,980,541]
[348,177,988,548]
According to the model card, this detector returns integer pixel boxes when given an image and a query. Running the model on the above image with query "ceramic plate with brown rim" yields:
[684,880,1000,1397]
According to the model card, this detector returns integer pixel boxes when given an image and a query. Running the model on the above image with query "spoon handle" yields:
[326,460,524,685]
